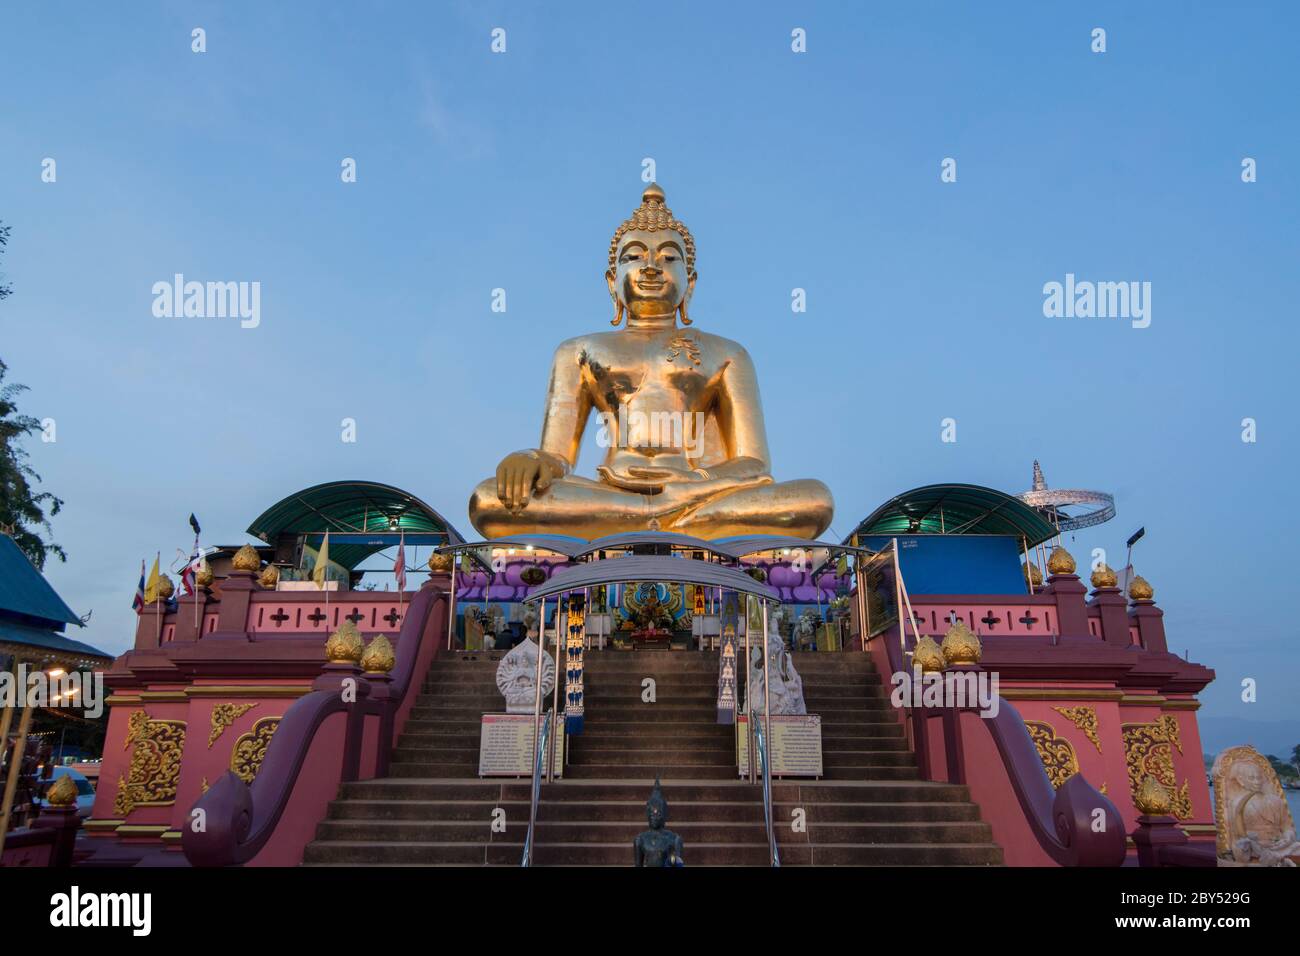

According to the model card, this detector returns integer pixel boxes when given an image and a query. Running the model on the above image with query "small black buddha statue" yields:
[633,777,684,867]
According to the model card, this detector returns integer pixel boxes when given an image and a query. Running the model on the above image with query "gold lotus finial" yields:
[1023,562,1042,587]
[1046,545,1076,576]
[361,635,396,674]
[427,552,453,574]
[1134,774,1172,815]
[1090,564,1118,589]
[1128,575,1154,601]
[911,635,947,673]
[324,619,365,664]
[232,544,261,572]
[608,183,696,275]
[46,774,79,807]
[940,619,982,665]
[156,574,174,599]
[258,564,280,589]
[196,561,214,588]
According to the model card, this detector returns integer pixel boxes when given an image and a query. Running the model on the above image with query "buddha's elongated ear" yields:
[678,271,697,325]
[606,268,623,326]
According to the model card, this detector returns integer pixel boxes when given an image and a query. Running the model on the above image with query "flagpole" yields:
[193,534,200,635]
[154,551,162,644]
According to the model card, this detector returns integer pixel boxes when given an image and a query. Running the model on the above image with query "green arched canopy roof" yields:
[247,481,466,570]
[846,483,1058,548]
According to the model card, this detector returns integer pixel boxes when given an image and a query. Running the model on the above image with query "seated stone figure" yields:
[495,637,557,714]
[747,613,807,716]
[469,184,834,540]
[1213,745,1300,866]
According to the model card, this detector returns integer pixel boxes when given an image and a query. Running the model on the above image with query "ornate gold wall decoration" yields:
[1052,705,1102,754]
[113,710,187,816]
[208,702,256,748]
[230,717,281,785]
[1025,720,1080,789]
[200,777,209,794]
[1122,716,1193,819]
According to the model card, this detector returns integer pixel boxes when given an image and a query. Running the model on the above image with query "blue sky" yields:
[1,2,1297,734]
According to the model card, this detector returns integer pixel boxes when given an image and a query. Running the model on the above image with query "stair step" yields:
[304,646,1003,866]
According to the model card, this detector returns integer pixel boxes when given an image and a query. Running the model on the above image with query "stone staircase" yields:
[302,647,1002,866]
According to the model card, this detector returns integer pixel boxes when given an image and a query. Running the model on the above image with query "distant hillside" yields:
[1197,716,1300,762]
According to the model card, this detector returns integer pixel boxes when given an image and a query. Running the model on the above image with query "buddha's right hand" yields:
[495,450,563,512]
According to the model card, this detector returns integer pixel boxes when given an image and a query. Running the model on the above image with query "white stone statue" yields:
[495,637,556,714]
[747,612,806,716]
[1213,745,1300,867]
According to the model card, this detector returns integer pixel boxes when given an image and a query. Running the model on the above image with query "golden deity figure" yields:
[469,184,834,540]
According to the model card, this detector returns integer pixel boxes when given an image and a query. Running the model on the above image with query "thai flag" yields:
[393,531,407,591]
[131,559,146,612]
[181,536,202,596]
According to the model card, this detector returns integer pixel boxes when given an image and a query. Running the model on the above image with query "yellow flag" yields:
[144,554,161,604]
[313,532,330,589]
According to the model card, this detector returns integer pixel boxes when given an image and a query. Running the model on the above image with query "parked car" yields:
[39,766,96,819]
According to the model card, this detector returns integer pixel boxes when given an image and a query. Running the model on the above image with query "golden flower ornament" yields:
[1090,564,1118,589]
[324,619,365,664]
[912,635,947,673]
[232,544,261,572]
[1134,774,1172,815]
[940,619,982,665]
[46,774,79,807]
[360,635,396,674]
[1046,546,1076,576]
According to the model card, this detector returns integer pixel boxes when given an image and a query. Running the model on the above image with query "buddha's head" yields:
[645,776,668,829]
[607,184,697,326]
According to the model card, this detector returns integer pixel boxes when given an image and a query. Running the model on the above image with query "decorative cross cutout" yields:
[345,609,365,624]
[269,609,290,627]
[1018,613,1039,628]
[980,613,1000,630]
[383,609,401,627]
[307,609,327,626]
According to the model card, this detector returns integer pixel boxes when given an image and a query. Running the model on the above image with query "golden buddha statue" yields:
[469,184,834,540]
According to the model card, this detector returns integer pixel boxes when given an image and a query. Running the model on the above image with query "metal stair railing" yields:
[520,709,551,867]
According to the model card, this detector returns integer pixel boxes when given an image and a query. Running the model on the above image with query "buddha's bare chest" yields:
[574,333,723,409]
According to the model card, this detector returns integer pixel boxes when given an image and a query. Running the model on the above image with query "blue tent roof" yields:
[0,534,81,628]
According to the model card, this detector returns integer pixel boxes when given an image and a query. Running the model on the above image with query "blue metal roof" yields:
[0,534,81,628]
[0,619,110,661]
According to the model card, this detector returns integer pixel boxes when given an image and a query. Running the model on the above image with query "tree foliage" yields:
[0,222,65,569]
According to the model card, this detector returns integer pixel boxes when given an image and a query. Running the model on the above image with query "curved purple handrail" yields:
[982,699,1126,866]
[876,624,1124,866]
[182,586,438,867]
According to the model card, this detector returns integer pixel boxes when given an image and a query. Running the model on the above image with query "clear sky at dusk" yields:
[1,2,1297,740]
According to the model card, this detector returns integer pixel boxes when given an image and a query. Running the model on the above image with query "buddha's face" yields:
[647,799,666,829]
[608,228,695,319]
